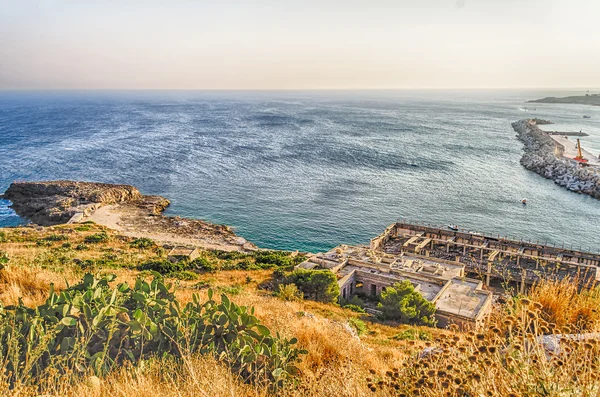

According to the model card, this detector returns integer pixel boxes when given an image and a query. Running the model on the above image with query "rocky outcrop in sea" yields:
[512,120,600,199]
[1,180,169,225]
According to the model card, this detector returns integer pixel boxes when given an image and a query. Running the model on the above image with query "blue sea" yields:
[1,90,599,253]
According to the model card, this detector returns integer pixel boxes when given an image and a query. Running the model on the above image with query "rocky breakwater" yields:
[512,120,600,199]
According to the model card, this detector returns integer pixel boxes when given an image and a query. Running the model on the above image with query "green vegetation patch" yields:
[84,232,110,244]
[392,328,432,341]
[130,237,156,250]
[347,317,367,336]
[280,269,340,304]
[378,280,436,326]
[0,273,305,389]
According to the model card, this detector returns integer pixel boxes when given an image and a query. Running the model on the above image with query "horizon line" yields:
[1,87,599,92]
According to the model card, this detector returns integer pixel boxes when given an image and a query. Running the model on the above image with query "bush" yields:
[74,225,92,232]
[43,234,69,242]
[276,284,303,302]
[343,304,365,313]
[0,274,305,389]
[138,260,184,275]
[169,270,199,281]
[283,269,340,303]
[0,250,8,265]
[347,317,367,336]
[75,244,88,251]
[190,257,217,273]
[217,285,243,296]
[84,232,109,244]
[0,231,6,243]
[130,238,156,249]
[392,328,432,341]
[377,281,436,326]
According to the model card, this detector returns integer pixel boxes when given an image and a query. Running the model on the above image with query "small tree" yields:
[285,269,340,303]
[378,280,436,326]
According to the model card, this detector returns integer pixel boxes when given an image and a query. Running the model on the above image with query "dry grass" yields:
[527,278,600,332]
[2,225,600,396]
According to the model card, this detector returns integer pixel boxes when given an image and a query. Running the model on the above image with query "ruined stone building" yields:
[371,222,600,292]
[297,244,492,328]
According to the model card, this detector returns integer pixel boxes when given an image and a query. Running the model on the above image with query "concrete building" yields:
[371,222,600,292]
[167,246,200,263]
[298,244,492,328]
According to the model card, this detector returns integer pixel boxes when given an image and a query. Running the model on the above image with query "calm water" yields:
[1,90,599,253]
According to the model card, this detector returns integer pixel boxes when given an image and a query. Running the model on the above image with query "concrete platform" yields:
[549,135,600,167]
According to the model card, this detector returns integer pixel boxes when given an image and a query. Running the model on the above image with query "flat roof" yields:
[434,279,490,320]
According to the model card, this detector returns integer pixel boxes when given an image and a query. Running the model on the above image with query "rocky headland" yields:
[1,180,255,251]
[512,120,600,199]
[527,94,600,106]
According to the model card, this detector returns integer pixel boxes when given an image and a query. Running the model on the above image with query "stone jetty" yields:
[512,120,600,199]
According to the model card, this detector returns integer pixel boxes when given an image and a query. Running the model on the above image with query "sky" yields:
[0,0,599,90]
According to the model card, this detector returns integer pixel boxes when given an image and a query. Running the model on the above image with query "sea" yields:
[1,90,599,253]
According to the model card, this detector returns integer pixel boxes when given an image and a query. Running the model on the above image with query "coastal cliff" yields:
[2,181,159,225]
[512,120,600,199]
[2,180,255,251]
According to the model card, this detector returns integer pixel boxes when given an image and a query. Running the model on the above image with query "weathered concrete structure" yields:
[371,222,600,292]
[298,244,492,328]
[167,246,200,263]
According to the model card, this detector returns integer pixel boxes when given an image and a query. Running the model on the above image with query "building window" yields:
[370,284,377,297]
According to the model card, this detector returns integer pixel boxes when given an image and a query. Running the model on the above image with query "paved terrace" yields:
[549,135,600,167]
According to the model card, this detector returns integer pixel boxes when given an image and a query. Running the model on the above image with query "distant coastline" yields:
[527,94,600,106]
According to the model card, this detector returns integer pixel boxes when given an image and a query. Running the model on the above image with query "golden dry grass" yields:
[2,225,600,396]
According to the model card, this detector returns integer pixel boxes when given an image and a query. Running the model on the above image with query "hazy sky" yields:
[1,0,598,89]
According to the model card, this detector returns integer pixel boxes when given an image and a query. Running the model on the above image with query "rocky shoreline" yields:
[512,120,600,199]
[1,181,255,251]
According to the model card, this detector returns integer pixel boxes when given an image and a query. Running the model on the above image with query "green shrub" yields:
[0,273,305,389]
[392,328,432,341]
[377,281,436,326]
[283,269,340,303]
[75,225,92,232]
[130,238,156,249]
[343,304,366,313]
[36,240,53,247]
[192,280,213,290]
[61,242,72,249]
[73,258,96,271]
[0,250,9,265]
[0,231,6,243]
[84,232,109,244]
[75,244,88,251]
[347,317,367,336]
[276,284,303,302]
[217,285,243,296]
[253,251,304,269]
[43,234,69,242]
[169,270,199,281]
[138,260,184,275]
[190,257,217,273]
